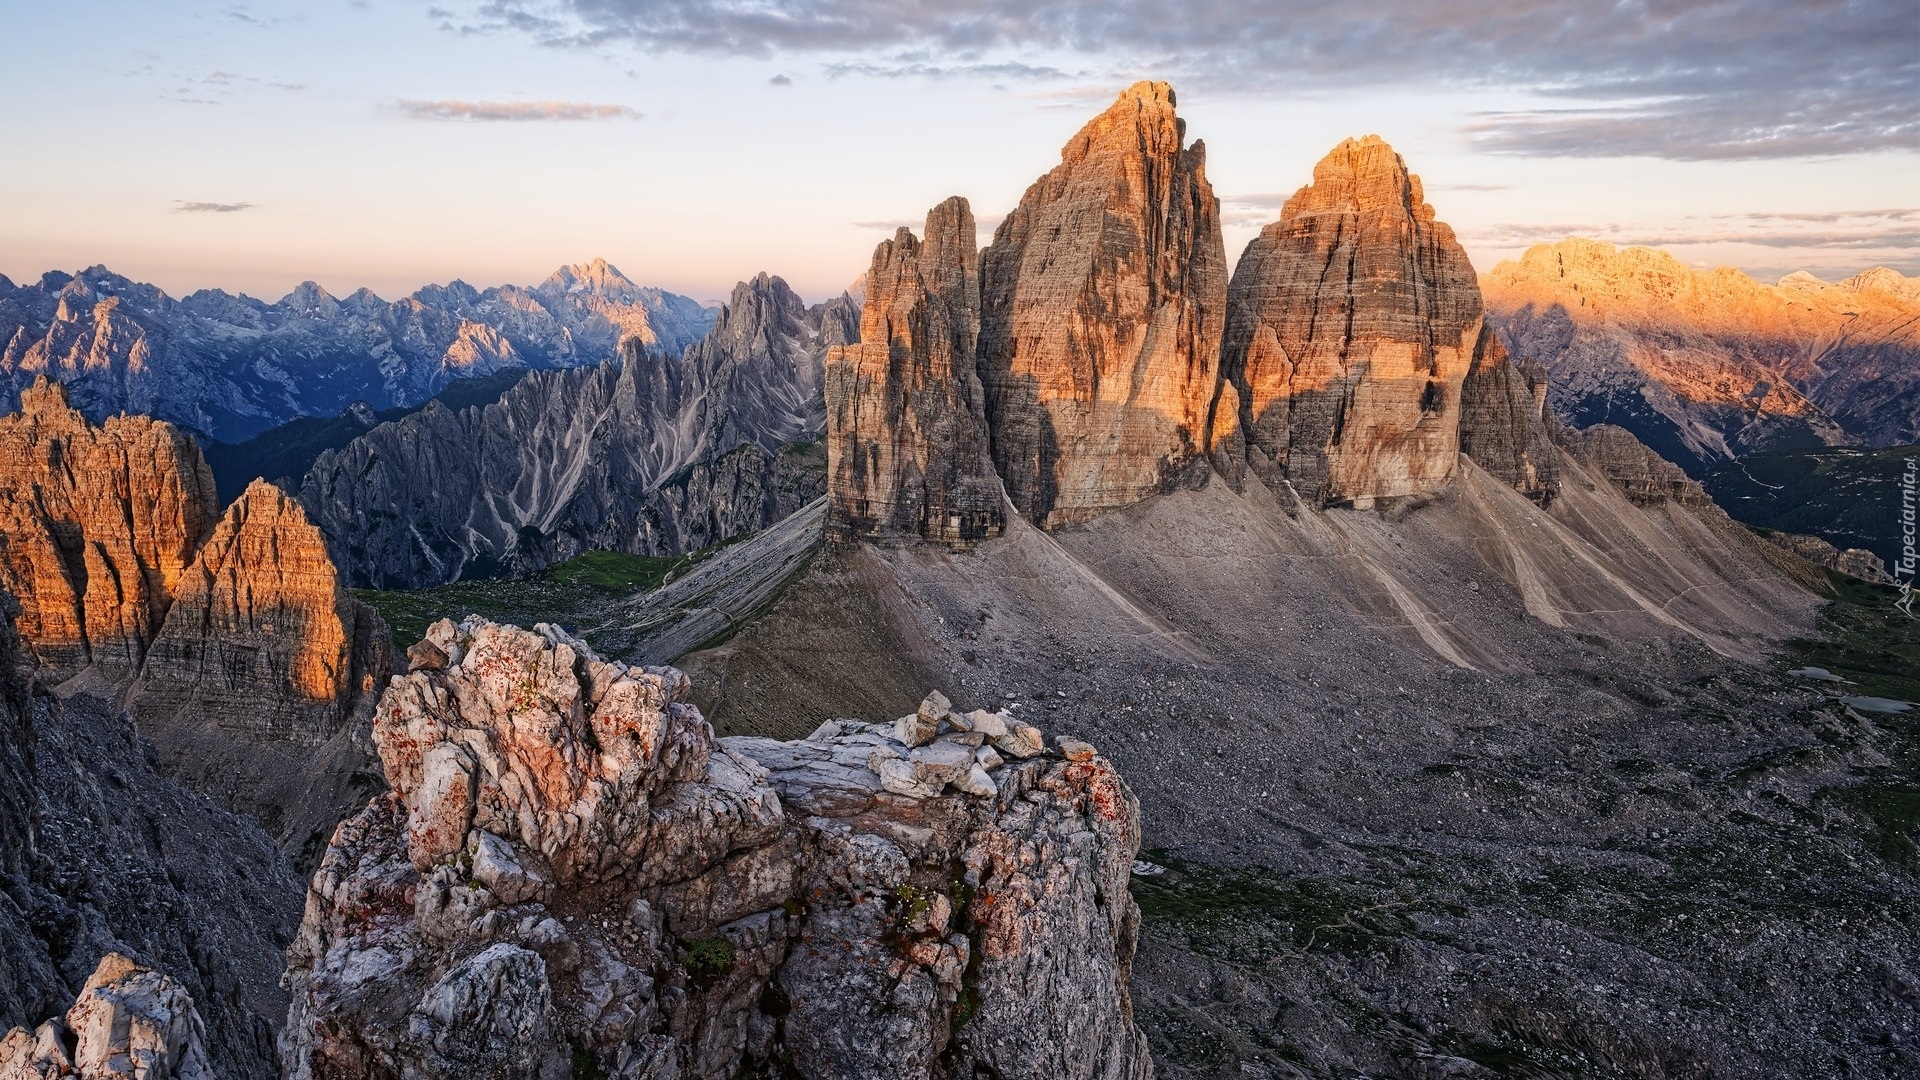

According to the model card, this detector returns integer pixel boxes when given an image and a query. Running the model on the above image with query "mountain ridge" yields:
[0,260,716,442]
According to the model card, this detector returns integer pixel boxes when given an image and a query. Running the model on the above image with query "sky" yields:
[1,0,1915,305]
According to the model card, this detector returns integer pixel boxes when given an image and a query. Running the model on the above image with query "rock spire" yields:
[978,80,1228,528]
[826,197,1004,546]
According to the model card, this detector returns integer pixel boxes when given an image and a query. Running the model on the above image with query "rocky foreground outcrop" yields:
[978,81,1227,528]
[1,953,219,1079]
[303,275,858,587]
[1215,135,1557,507]
[0,378,391,852]
[284,618,1150,1080]
[826,197,1003,547]
[1483,238,1920,471]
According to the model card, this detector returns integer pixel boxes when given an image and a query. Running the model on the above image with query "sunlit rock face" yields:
[978,81,1228,529]
[0,376,219,673]
[1215,135,1511,508]
[141,479,389,740]
[826,197,1004,547]
[1483,238,1920,471]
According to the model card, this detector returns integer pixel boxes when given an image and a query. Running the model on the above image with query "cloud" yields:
[175,201,256,213]
[1466,209,1920,252]
[769,73,792,86]
[444,0,1918,160]
[395,98,642,121]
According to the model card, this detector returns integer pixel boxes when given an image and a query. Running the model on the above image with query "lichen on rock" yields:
[283,617,1152,1079]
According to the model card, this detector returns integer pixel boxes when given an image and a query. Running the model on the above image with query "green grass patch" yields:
[1784,571,1920,702]
[356,547,724,652]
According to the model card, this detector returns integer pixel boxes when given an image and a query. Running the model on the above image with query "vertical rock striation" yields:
[0,377,219,674]
[0,380,391,851]
[978,81,1227,528]
[140,480,389,741]
[1217,136,1528,507]
[301,276,857,587]
[283,619,1152,1079]
[826,197,1004,546]
[1457,328,1561,502]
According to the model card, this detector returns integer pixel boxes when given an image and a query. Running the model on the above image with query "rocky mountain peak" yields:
[826,197,1003,547]
[0,375,220,672]
[540,257,638,298]
[1214,134,1543,507]
[283,280,341,318]
[1483,237,1918,468]
[978,79,1227,527]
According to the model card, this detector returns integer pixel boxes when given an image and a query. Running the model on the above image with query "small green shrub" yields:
[683,937,736,985]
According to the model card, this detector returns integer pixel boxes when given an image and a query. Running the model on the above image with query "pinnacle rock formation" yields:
[1215,135,1555,507]
[826,197,1004,546]
[0,380,392,851]
[0,377,220,674]
[139,479,390,740]
[284,619,1152,1080]
[1483,239,1920,471]
[302,275,857,587]
[978,80,1227,528]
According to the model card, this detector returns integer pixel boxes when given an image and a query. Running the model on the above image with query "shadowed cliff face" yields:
[1214,135,1546,508]
[301,275,857,588]
[978,81,1228,529]
[825,197,1004,547]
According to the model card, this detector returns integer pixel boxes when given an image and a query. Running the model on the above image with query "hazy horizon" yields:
[5,1,1915,304]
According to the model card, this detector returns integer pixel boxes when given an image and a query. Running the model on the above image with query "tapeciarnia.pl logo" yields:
[1898,457,1916,618]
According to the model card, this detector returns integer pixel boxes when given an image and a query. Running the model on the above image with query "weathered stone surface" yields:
[302,276,857,587]
[0,953,218,1080]
[0,377,219,674]
[1457,328,1561,503]
[978,81,1227,528]
[827,197,1004,547]
[284,618,1151,1079]
[141,480,388,738]
[1215,135,1555,507]
[1484,239,1920,470]
[1555,423,1714,508]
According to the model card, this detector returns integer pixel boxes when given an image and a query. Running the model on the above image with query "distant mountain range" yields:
[0,259,716,442]
[1484,240,1920,474]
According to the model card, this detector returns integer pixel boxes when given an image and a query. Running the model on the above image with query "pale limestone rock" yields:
[283,620,1152,1079]
[979,81,1228,528]
[992,720,1047,760]
[0,953,218,1080]
[1057,737,1098,763]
